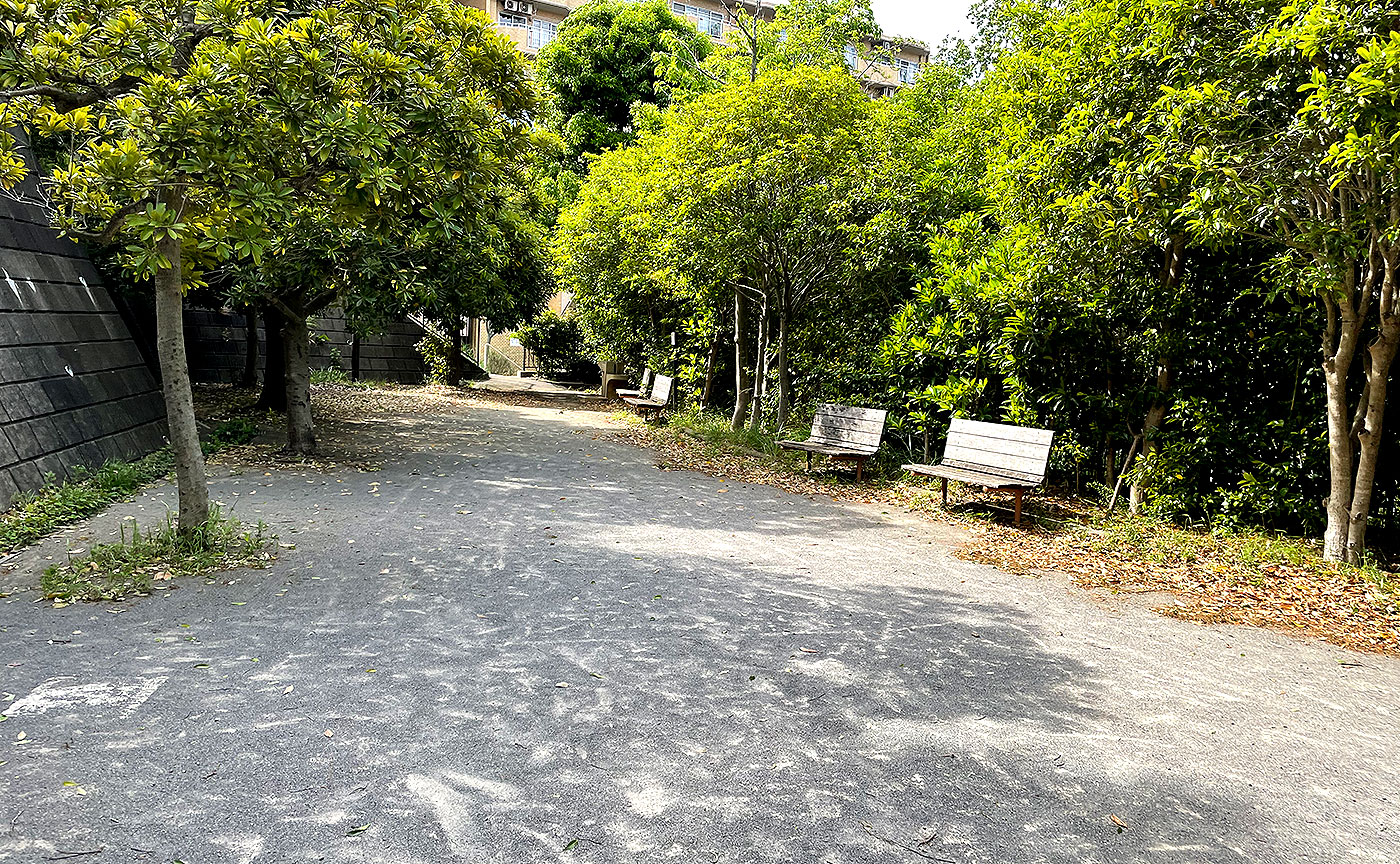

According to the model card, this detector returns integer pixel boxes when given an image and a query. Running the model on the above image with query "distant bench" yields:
[623,373,673,420]
[777,403,888,482]
[616,368,652,401]
[903,418,1054,527]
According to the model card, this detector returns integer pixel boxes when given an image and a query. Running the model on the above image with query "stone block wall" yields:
[184,305,428,385]
[0,197,168,509]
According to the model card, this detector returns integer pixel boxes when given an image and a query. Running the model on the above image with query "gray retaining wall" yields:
[184,306,428,386]
[0,196,168,509]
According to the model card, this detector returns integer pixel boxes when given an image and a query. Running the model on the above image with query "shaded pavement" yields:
[1,394,1396,863]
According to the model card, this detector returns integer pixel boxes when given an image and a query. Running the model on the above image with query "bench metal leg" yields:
[941,477,948,506]
[806,452,812,472]
[856,459,864,482]
[1013,489,1024,528]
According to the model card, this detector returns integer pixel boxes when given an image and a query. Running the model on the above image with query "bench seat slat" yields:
[903,463,1036,489]
[816,403,888,422]
[945,436,1055,460]
[941,444,1050,480]
[950,418,1054,446]
[808,430,884,448]
[779,441,872,457]
[812,413,888,430]
[788,440,879,455]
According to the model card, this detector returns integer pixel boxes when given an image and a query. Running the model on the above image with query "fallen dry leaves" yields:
[615,415,1399,657]
[958,520,1399,656]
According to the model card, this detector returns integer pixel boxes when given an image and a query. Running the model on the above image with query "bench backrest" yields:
[943,418,1054,484]
[639,368,654,393]
[650,374,674,405]
[808,403,887,455]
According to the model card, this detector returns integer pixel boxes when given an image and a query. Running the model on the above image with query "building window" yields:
[499,11,528,27]
[672,2,723,37]
[897,58,921,84]
[529,18,558,50]
[843,44,857,69]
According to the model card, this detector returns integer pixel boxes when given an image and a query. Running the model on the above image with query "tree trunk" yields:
[446,314,465,386]
[1343,253,1400,558]
[730,289,753,432]
[152,187,210,534]
[258,303,287,412]
[1320,270,1374,562]
[350,332,361,381]
[240,304,259,389]
[1131,235,1186,513]
[749,299,769,431]
[1130,357,1174,514]
[774,309,792,434]
[282,314,316,455]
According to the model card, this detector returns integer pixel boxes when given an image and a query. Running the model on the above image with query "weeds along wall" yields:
[0,195,168,509]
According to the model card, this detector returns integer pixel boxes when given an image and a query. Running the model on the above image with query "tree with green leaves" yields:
[1,0,534,486]
[1158,0,1400,561]
[556,65,875,432]
[535,0,711,161]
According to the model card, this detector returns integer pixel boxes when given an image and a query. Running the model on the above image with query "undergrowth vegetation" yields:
[0,451,174,554]
[41,509,275,602]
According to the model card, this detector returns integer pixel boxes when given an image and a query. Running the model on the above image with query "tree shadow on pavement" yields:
[0,398,1376,863]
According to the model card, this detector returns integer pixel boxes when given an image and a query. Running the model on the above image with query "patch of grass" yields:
[1089,515,1323,574]
[668,407,782,456]
[0,450,174,554]
[204,416,260,451]
[0,415,275,555]
[310,367,374,388]
[41,509,276,602]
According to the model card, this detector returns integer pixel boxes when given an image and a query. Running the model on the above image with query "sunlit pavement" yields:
[2,397,1395,863]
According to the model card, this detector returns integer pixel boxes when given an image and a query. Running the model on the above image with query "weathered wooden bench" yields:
[615,368,652,401]
[903,418,1054,527]
[777,403,888,482]
[623,373,672,419]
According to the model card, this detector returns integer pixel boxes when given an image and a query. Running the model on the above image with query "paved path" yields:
[1,398,1396,863]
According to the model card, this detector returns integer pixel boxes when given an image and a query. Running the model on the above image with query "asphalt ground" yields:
[1,395,1396,863]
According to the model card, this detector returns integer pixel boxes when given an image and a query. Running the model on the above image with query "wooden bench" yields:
[615,368,652,401]
[777,403,887,482]
[623,373,672,419]
[903,418,1054,527]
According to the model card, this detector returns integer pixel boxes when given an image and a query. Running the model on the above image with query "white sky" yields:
[870,0,978,45]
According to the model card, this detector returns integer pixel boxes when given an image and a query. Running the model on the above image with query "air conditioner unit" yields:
[502,0,535,12]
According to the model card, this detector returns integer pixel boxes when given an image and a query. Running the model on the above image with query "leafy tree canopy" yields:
[535,0,711,161]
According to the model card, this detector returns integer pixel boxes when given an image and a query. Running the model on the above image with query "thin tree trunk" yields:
[1321,269,1371,563]
[701,328,721,409]
[1345,253,1400,558]
[1131,236,1186,513]
[730,289,753,432]
[1130,357,1173,514]
[153,187,210,534]
[749,299,769,431]
[240,304,259,389]
[350,332,361,381]
[774,308,792,434]
[258,303,287,412]
[282,314,316,455]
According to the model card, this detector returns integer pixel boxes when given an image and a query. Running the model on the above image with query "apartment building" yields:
[462,0,928,93]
